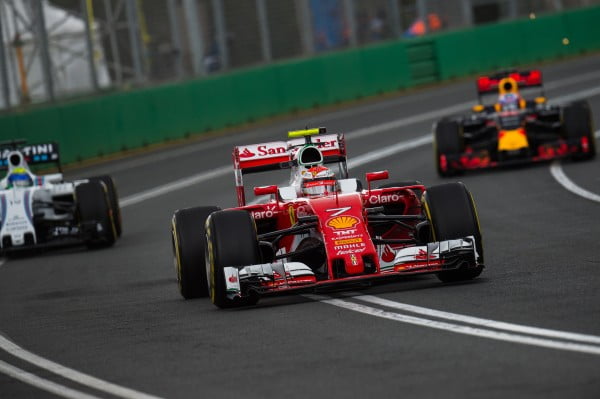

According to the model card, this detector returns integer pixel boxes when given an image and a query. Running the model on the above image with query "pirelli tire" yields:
[172,206,220,299]
[76,181,117,249]
[434,120,463,177]
[563,101,596,161]
[422,182,484,283]
[89,175,122,237]
[205,210,261,308]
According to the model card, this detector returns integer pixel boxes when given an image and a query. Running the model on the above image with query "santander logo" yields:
[239,148,255,158]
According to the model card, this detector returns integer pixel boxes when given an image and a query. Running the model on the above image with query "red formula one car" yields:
[434,70,596,176]
[172,128,484,308]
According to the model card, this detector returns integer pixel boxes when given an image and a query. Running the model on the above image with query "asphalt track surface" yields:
[1,54,599,399]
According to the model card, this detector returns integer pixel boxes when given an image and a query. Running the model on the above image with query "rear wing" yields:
[0,141,61,171]
[477,70,543,96]
[232,131,347,206]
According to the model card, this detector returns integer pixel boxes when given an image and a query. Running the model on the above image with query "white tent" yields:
[0,0,111,108]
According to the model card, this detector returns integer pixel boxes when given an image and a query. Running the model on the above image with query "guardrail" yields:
[0,5,598,165]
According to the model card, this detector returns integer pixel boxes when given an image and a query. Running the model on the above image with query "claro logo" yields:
[252,205,278,220]
[369,193,400,205]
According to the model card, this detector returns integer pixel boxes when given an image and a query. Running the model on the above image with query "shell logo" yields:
[327,216,359,230]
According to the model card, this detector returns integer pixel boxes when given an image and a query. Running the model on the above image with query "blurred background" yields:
[0,0,598,110]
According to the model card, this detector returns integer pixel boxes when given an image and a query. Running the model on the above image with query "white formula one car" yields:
[0,140,121,255]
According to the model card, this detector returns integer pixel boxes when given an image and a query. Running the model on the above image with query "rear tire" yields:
[172,206,220,299]
[89,175,122,237]
[76,181,117,249]
[206,210,260,308]
[434,120,463,177]
[563,101,596,161]
[422,182,483,282]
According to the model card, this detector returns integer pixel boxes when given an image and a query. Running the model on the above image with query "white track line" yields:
[119,83,600,208]
[549,130,600,203]
[313,297,600,356]
[0,336,164,399]
[354,294,600,344]
[0,360,102,399]
[82,68,600,177]
[120,166,230,208]
[3,74,600,397]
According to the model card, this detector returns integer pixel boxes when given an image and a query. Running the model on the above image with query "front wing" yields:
[441,136,592,173]
[222,237,480,300]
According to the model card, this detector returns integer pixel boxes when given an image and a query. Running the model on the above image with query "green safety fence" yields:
[0,5,598,165]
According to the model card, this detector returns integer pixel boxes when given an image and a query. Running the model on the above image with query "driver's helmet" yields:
[498,93,520,111]
[301,166,337,197]
[7,167,33,188]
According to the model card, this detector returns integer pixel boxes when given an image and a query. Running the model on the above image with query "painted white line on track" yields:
[550,161,600,203]
[354,294,600,345]
[120,166,231,208]
[0,336,165,399]
[80,68,600,177]
[0,360,102,399]
[3,72,600,397]
[311,296,600,356]
[549,130,600,203]
[119,84,600,208]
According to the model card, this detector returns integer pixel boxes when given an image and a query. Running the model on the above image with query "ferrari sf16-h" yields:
[171,128,485,308]
[434,69,596,176]
[0,140,121,255]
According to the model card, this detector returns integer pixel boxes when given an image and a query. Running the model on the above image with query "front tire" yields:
[172,206,220,299]
[205,210,260,308]
[563,101,596,161]
[434,120,463,177]
[422,182,483,282]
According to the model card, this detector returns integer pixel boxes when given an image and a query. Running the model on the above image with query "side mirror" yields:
[365,170,389,191]
[253,185,278,197]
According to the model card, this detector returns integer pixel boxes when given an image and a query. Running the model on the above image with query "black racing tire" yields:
[76,181,117,249]
[172,206,220,299]
[89,175,122,237]
[206,210,261,308]
[422,182,484,283]
[563,101,596,161]
[434,120,463,177]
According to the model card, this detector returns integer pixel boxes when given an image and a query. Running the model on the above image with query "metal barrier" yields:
[0,0,598,110]
[0,4,599,165]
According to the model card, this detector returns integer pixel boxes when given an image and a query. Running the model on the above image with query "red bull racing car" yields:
[434,69,596,176]
[172,128,484,308]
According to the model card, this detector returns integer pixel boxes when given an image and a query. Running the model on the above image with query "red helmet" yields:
[301,166,337,197]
